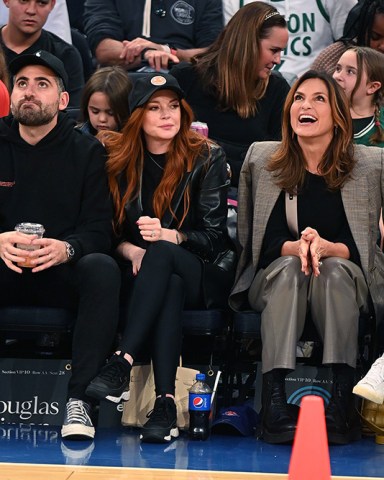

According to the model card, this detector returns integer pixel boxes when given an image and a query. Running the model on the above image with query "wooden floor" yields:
[0,464,379,480]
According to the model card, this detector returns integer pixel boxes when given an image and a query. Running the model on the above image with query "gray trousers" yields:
[248,256,369,373]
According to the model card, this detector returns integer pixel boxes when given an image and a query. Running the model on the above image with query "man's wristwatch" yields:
[64,241,75,262]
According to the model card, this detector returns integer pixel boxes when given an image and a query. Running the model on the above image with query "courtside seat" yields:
[182,309,230,336]
[0,306,75,357]
[0,306,75,333]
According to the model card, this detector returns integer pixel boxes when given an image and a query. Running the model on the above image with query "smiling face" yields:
[290,78,334,145]
[257,26,288,79]
[87,91,118,133]
[142,90,181,150]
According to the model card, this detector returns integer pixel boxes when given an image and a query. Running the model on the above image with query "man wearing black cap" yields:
[0,51,121,440]
[0,0,84,108]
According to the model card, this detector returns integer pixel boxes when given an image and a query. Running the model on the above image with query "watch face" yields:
[66,243,75,259]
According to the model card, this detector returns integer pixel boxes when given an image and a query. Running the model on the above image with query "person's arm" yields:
[63,141,113,260]
[83,0,125,55]
[180,145,231,262]
[193,0,223,47]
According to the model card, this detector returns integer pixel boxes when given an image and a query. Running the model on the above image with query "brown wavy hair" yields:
[346,46,384,145]
[194,1,286,118]
[101,96,208,229]
[267,70,355,193]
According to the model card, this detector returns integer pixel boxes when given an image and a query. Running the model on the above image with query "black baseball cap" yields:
[9,50,68,90]
[129,73,184,112]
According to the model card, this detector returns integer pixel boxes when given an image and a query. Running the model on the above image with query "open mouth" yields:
[299,114,317,124]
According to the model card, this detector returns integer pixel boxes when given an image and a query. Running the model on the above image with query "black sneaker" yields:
[85,353,131,403]
[140,395,179,443]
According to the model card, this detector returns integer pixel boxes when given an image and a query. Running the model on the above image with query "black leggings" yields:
[120,241,204,396]
[0,253,121,402]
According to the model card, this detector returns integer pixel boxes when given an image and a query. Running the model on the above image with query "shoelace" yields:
[100,359,128,382]
[66,400,91,424]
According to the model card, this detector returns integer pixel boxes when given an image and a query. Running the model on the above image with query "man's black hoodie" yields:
[0,112,113,262]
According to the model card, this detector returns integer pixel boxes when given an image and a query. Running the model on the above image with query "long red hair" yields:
[101,98,208,229]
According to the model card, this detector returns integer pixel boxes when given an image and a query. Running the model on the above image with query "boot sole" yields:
[327,427,361,445]
[262,428,295,444]
[353,384,384,404]
[140,426,179,443]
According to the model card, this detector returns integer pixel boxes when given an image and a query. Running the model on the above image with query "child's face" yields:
[333,50,377,104]
[333,50,368,102]
[87,92,118,132]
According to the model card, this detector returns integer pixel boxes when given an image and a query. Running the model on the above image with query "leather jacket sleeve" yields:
[181,145,231,262]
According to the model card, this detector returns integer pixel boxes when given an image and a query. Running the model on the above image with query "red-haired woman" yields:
[86,73,236,443]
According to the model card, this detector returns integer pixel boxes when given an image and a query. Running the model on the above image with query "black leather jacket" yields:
[121,143,236,308]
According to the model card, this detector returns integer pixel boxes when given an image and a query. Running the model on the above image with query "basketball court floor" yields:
[1,424,383,479]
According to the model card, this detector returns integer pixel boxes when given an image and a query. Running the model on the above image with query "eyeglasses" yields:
[154,0,166,17]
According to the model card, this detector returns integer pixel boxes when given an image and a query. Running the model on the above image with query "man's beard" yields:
[12,99,59,126]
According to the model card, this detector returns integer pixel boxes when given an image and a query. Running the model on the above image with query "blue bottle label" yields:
[189,393,211,411]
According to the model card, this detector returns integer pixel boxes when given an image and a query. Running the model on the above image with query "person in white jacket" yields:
[223,0,357,77]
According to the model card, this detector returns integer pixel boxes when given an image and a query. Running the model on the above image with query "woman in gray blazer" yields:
[230,70,384,445]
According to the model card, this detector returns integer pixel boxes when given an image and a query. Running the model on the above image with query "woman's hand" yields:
[301,227,325,277]
[117,241,146,276]
[136,216,181,244]
[137,216,163,242]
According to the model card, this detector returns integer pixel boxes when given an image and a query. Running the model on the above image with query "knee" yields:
[320,257,354,284]
[76,253,121,286]
[278,256,302,282]
[144,241,177,263]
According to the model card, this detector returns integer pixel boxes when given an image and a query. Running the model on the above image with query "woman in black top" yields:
[171,1,290,187]
[86,73,236,443]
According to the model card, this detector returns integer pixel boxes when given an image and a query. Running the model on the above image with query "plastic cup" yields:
[14,222,45,267]
[191,121,209,138]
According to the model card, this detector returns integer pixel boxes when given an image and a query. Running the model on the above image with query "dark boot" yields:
[261,369,297,444]
[325,364,361,444]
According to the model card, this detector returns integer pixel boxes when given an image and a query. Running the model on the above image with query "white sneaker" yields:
[61,398,95,440]
[353,355,384,404]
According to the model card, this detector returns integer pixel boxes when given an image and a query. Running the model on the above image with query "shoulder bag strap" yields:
[285,191,299,239]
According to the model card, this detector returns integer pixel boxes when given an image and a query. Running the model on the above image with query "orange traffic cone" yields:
[288,395,331,480]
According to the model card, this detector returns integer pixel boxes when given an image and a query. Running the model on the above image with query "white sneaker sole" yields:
[106,389,130,403]
[353,383,384,404]
[140,426,179,443]
[61,423,95,440]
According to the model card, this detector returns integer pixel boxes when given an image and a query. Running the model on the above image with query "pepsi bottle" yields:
[188,373,212,440]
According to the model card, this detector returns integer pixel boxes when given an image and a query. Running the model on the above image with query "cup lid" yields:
[15,222,45,234]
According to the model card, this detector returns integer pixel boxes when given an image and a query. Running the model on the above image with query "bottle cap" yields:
[196,373,205,381]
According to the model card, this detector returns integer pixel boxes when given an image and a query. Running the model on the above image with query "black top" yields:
[258,172,360,269]
[141,151,166,218]
[0,28,84,108]
[171,63,290,186]
[83,0,223,54]
[0,112,113,261]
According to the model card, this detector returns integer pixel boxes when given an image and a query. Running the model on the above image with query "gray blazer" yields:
[229,141,384,325]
